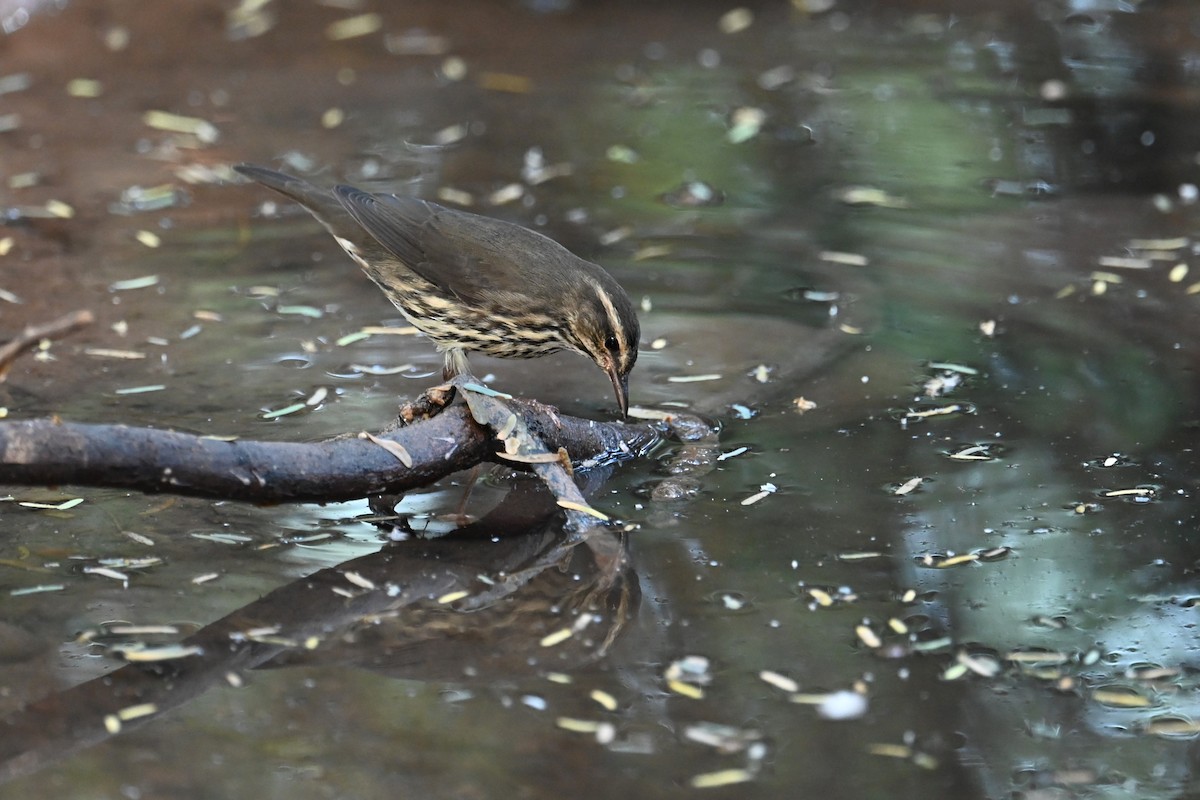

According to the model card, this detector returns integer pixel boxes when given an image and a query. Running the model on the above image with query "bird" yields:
[233,164,639,417]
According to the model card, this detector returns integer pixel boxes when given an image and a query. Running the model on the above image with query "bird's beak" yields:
[607,363,630,419]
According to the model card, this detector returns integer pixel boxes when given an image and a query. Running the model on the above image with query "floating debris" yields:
[1144,716,1200,738]
[1004,648,1071,666]
[261,402,306,420]
[837,551,884,562]
[689,769,754,789]
[276,304,324,318]
[343,571,376,590]
[855,624,881,649]
[945,443,1002,462]
[1092,685,1154,709]
[556,717,604,734]
[19,497,84,511]
[115,385,166,396]
[85,347,146,362]
[326,13,382,41]
[686,724,758,753]
[143,110,219,144]
[0,73,32,95]
[741,483,777,506]
[10,584,65,596]
[44,199,75,218]
[916,552,979,569]
[66,78,103,98]
[665,655,712,699]
[190,531,254,545]
[891,477,923,496]
[437,187,474,206]
[632,244,672,261]
[590,690,619,712]
[718,7,754,33]
[819,250,869,267]
[439,56,468,81]
[833,186,909,208]
[487,183,524,206]
[792,396,817,414]
[1096,256,1151,270]
[111,644,203,662]
[759,670,799,693]
[226,0,276,39]
[659,180,724,208]
[540,628,573,647]
[728,106,766,143]
[865,742,938,768]
[900,403,975,422]
[668,373,722,383]
[109,274,160,291]
[1128,236,1187,251]
[816,690,869,720]
[114,184,183,213]
[83,565,129,586]
[1101,486,1158,502]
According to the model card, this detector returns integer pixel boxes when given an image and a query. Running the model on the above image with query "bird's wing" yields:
[334,185,527,304]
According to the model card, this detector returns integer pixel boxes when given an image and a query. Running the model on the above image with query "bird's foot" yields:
[398,382,457,424]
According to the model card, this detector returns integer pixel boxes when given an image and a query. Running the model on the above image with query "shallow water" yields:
[3,1,1200,797]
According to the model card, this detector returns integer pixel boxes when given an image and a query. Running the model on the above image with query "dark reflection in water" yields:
[3,0,1200,798]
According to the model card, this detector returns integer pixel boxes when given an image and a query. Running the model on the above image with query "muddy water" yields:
[2,1,1200,798]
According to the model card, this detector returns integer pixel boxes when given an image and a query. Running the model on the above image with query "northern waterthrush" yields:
[234,165,639,416]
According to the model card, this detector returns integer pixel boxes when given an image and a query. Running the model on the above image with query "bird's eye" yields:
[604,333,620,352]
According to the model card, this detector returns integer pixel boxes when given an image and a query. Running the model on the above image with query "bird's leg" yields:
[442,348,472,381]
[445,463,482,527]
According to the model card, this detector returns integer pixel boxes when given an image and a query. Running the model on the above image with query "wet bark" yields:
[0,401,660,504]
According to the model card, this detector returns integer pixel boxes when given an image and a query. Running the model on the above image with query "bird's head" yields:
[567,278,640,417]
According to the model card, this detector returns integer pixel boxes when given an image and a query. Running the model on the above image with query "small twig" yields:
[0,309,95,381]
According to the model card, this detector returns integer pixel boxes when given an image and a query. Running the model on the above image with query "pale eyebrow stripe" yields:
[591,279,626,361]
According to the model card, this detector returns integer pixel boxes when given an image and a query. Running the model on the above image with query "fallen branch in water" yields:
[0,399,660,504]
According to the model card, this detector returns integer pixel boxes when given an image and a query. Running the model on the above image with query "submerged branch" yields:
[0,309,94,381]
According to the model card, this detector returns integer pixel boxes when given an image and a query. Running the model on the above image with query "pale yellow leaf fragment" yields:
[1097,256,1151,270]
[326,13,382,40]
[690,769,754,789]
[793,396,817,413]
[556,717,602,733]
[361,431,413,468]
[819,250,869,267]
[540,628,573,647]
[667,679,704,699]
[590,689,618,711]
[556,500,609,521]
[856,624,881,648]
[135,230,161,248]
[759,670,799,693]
